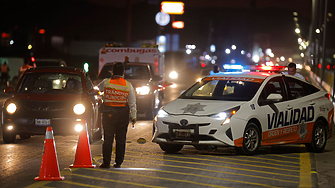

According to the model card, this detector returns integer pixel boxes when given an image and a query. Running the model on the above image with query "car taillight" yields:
[325,93,331,100]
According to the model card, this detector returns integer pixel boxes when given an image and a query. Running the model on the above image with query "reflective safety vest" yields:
[1,64,8,73]
[103,77,131,107]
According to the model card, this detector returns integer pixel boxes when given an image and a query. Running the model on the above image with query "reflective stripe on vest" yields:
[104,78,130,107]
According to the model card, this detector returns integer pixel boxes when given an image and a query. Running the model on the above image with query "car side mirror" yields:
[266,93,282,101]
[4,87,14,94]
[88,88,100,95]
[152,75,163,81]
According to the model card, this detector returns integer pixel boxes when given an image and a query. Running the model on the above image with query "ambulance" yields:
[97,44,166,119]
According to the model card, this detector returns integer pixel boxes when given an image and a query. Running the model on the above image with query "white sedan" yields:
[152,72,334,155]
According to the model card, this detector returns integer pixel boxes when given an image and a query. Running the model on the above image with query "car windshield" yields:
[17,72,83,94]
[179,79,262,101]
[98,64,150,80]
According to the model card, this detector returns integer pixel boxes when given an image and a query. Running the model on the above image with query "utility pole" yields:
[126,0,132,47]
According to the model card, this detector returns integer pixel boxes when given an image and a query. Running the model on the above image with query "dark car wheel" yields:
[305,120,327,153]
[240,122,261,155]
[159,143,183,153]
[19,134,31,140]
[3,131,16,143]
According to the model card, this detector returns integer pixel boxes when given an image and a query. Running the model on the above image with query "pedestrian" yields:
[282,62,305,80]
[209,64,221,75]
[97,62,137,168]
[20,61,33,76]
[1,61,10,86]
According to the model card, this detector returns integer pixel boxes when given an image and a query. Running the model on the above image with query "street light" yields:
[225,49,231,54]
[316,29,320,33]
[300,53,305,57]
[231,45,236,50]
[295,28,300,34]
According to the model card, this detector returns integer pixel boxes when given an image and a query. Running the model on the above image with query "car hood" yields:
[163,99,246,115]
[126,79,151,88]
[10,93,84,101]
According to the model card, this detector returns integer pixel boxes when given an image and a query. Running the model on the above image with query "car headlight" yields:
[169,71,178,79]
[136,86,150,95]
[155,109,169,122]
[211,106,240,125]
[73,104,85,115]
[6,103,17,114]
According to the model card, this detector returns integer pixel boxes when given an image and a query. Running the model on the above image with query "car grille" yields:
[24,106,68,112]
[162,121,210,127]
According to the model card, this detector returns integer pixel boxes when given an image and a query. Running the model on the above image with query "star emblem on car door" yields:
[181,103,206,115]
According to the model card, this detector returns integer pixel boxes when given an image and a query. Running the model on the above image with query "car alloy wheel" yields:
[241,122,260,155]
[305,120,327,153]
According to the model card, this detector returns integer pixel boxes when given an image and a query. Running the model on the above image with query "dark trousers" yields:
[102,106,129,165]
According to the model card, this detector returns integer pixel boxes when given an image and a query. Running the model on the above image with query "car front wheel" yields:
[240,122,261,155]
[305,120,327,153]
[159,143,183,153]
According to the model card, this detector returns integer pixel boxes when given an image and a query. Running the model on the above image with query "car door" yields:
[283,75,317,143]
[85,73,100,131]
[257,75,297,145]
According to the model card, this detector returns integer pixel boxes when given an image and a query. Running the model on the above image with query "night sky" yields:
[1,0,334,69]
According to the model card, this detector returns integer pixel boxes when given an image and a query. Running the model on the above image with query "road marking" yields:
[124,159,299,184]
[70,173,167,188]
[126,150,301,173]
[61,181,106,188]
[86,168,231,188]
[119,164,281,188]
[26,181,51,188]
[121,154,299,177]
[299,152,312,188]
[238,154,300,163]
[198,154,300,168]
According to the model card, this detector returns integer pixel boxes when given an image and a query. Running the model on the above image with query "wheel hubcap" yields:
[244,129,258,151]
[315,126,325,148]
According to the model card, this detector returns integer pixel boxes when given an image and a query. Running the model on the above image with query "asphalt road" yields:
[0,68,334,188]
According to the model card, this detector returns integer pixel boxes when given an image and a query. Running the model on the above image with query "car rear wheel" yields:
[19,134,31,140]
[305,120,327,153]
[240,122,261,155]
[159,143,183,153]
[3,131,16,143]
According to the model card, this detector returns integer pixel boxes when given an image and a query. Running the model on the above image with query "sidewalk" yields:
[304,66,335,187]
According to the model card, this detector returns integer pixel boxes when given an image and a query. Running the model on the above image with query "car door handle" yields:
[309,101,315,105]
[287,106,293,110]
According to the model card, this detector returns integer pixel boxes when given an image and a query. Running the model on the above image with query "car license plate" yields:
[174,129,191,137]
[35,119,50,126]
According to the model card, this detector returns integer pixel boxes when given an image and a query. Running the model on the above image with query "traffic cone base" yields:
[34,176,65,181]
[35,127,64,181]
[70,130,96,168]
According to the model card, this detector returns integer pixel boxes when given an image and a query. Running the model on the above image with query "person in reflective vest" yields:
[20,62,33,76]
[1,61,9,86]
[97,62,136,168]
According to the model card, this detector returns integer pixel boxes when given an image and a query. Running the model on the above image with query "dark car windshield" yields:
[179,79,262,101]
[17,72,83,94]
[98,64,150,80]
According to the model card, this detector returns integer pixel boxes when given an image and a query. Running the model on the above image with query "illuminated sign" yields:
[161,1,184,15]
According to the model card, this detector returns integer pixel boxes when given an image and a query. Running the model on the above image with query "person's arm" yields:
[128,83,137,123]
[97,79,106,92]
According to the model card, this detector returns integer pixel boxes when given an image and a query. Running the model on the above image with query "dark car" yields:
[95,62,164,119]
[1,67,102,143]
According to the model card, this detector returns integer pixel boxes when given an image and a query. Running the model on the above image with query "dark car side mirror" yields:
[88,89,100,95]
[4,87,14,94]
[152,75,163,81]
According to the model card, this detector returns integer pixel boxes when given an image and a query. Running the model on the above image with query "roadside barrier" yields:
[70,121,96,168]
[35,127,64,181]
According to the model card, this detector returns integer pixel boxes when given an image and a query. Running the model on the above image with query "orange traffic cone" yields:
[35,127,64,181]
[70,125,96,168]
